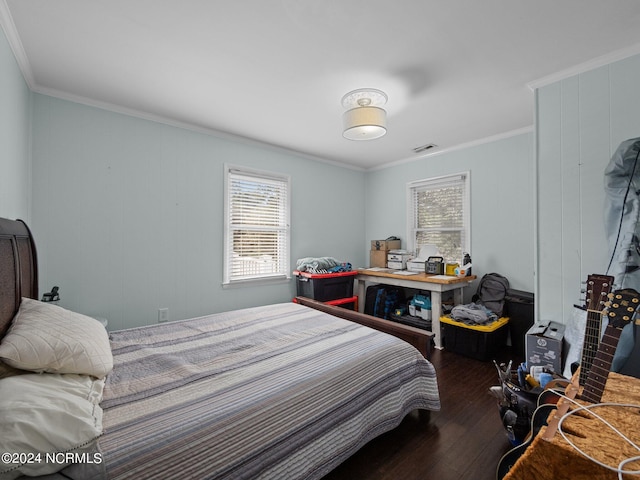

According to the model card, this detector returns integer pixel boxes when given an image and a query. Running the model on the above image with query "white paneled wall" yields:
[536,54,640,323]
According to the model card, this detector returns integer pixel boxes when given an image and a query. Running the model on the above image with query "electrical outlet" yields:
[158,308,169,323]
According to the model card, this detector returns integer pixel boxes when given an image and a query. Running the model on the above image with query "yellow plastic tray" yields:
[440,315,509,332]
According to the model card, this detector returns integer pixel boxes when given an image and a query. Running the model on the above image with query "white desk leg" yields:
[452,286,464,306]
[431,291,443,349]
[357,279,366,313]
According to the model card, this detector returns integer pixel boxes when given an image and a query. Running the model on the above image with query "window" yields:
[223,165,290,285]
[407,172,470,263]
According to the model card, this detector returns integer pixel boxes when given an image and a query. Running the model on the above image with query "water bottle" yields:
[463,252,472,275]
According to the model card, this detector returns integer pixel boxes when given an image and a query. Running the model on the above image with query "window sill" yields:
[222,275,291,289]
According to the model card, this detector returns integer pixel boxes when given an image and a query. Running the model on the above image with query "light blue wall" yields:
[0,26,31,221]
[365,133,535,296]
[31,95,366,329]
[536,53,640,323]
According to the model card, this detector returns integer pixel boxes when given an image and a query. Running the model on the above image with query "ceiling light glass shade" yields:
[342,105,387,140]
[341,88,388,141]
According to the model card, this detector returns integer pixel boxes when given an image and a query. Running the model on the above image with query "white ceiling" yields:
[3,1,640,170]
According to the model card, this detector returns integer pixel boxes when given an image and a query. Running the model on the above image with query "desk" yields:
[355,269,476,349]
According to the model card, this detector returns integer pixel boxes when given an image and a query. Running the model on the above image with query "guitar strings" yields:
[551,393,640,477]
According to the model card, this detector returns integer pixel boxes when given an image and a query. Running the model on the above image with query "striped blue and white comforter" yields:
[99,302,440,479]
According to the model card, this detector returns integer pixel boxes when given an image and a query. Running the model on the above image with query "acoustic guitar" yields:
[577,274,615,385]
[533,274,613,407]
[496,286,638,479]
[578,288,639,403]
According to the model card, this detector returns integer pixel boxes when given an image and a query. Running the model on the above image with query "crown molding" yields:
[370,126,534,172]
[0,0,35,89]
[31,83,365,172]
[527,42,640,90]
[35,80,533,174]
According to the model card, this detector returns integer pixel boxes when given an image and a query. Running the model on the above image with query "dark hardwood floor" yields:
[323,346,522,480]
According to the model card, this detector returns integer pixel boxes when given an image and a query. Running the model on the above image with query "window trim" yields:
[223,163,291,287]
[406,171,471,261]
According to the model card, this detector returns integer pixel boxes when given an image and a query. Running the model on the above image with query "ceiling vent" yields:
[413,144,437,154]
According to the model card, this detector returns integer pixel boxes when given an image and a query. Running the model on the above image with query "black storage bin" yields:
[441,316,509,361]
[504,289,534,360]
[293,270,357,302]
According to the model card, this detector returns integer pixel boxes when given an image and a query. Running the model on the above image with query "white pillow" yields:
[0,298,113,378]
[0,373,104,479]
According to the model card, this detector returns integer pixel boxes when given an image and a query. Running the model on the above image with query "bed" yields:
[0,217,440,480]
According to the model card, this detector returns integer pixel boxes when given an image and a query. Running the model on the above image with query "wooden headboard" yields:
[0,217,38,338]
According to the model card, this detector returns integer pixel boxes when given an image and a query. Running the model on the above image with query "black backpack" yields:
[472,273,510,317]
[364,285,405,319]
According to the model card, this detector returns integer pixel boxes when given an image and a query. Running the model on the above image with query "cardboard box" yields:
[370,250,387,268]
[371,239,401,251]
[525,321,565,373]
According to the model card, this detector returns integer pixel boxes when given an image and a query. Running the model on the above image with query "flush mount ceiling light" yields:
[341,88,387,141]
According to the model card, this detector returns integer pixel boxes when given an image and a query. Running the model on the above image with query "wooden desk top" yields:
[357,268,476,285]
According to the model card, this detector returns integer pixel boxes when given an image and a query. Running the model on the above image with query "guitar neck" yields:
[578,274,614,386]
[578,309,603,385]
[579,324,623,404]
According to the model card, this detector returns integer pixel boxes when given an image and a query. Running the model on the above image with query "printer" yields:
[406,244,440,272]
[387,249,412,270]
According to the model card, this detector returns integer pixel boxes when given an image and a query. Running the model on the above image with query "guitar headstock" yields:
[604,288,640,329]
[585,274,615,313]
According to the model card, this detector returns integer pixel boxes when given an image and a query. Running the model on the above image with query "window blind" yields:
[408,173,469,263]
[224,167,290,284]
